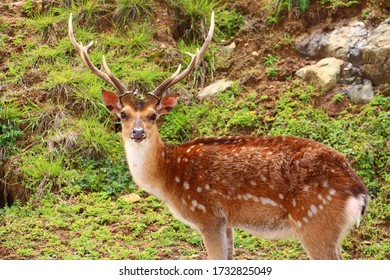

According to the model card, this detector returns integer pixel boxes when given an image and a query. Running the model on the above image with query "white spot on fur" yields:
[183,182,190,190]
[177,157,181,163]
[318,194,323,200]
[319,204,324,210]
[296,221,302,228]
[310,204,318,214]
[161,151,165,158]
[326,195,332,201]
[175,176,180,183]
[303,185,310,192]
[260,175,267,182]
[183,158,188,162]
[205,184,210,190]
[303,217,309,223]
[308,210,313,217]
[197,187,202,193]
[323,180,329,187]
[329,188,336,196]
[197,204,206,213]
[192,200,198,207]
[250,180,257,186]
[292,198,296,207]
[278,193,284,200]
[237,194,242,200]
[181,198,187,205]
[260,197,278,207]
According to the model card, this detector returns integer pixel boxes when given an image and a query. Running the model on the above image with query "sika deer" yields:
[69,13,369,260]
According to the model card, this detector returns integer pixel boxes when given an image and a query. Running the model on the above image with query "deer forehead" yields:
[122,101,156,117]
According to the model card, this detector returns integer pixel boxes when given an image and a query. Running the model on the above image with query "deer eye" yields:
[149,113,157,122]
[120,112,127,120]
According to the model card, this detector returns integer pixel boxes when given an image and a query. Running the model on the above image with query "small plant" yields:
[320,0,359,9]
[269,0,311,18]
[215,9,244,39]
[265,66,280,78]
[22,0,35,18]
[333,93,345,102]
[263,54,280,67]
[170,0,220,42]
[113,0,153,27]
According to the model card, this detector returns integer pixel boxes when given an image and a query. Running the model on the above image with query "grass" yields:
[0,0,389,260]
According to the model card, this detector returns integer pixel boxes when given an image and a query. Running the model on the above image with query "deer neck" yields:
[124,133,169,201]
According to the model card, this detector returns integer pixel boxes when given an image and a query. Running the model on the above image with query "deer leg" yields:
[226,228,234,260]
[200,222,228,260]
[295,220,343,260]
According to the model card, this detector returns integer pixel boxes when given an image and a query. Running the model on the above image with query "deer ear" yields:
[102,90,122,113]
[157,94,180,116]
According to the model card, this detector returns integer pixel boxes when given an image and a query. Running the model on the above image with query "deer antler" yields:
[68,13,129,96]
[148,11,215,102]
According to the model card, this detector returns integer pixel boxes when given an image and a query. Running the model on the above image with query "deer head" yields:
[68,12,214,146]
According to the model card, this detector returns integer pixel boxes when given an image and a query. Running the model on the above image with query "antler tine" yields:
[68,13,128,95]
[102,55,128,95]
[148,11,215,102]
[148,64,182,101]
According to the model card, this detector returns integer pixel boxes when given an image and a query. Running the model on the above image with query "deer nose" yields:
[132,127,145,140]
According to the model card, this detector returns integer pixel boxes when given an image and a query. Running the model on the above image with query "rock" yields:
[295,58,345,91]
[218,42,236,68]
[327,21,368,60]
[344,79,374,104]
[251,51,260,57]
[220,41,236,56]
[340,62,360,84]
[296,21,368,60]
[197,79,234,100]
[296,18,390,85]
[120,193,141,203]
[359,18,390,85]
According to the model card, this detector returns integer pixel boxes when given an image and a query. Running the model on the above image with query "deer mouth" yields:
[131,136,146,143]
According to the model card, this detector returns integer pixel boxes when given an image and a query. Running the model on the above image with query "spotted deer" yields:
[69,13,369,260]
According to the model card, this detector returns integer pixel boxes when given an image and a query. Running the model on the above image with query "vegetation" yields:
[0,0,389,260]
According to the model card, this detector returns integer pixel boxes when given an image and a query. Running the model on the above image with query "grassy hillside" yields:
[0,0,389,259]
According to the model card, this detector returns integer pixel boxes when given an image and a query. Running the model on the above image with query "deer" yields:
[68,12,369,260]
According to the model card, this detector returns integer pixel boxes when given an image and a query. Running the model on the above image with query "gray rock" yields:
[344,79,374,104]
[359,18,390,85]
[340,62,361,84]
[295,58,345,91]
[296,21,368,60]
[197,79,234,100]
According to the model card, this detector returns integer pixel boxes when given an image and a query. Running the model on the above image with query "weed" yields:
[265,66,280,78]
[113,0,153,27]
[333,93,345,102]
[263,54,280,67]
[320,0,359,9]
[170,0,220,42]
[23,0,36,18]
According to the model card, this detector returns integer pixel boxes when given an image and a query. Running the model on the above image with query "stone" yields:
[344,79,374,104]
[296,18,390,85]
[340,62,361,84]
[197,79,234,100]
[295,58,345,91]
[120,193,141,203]
[359,18,390,85]
[296,21,368,60]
